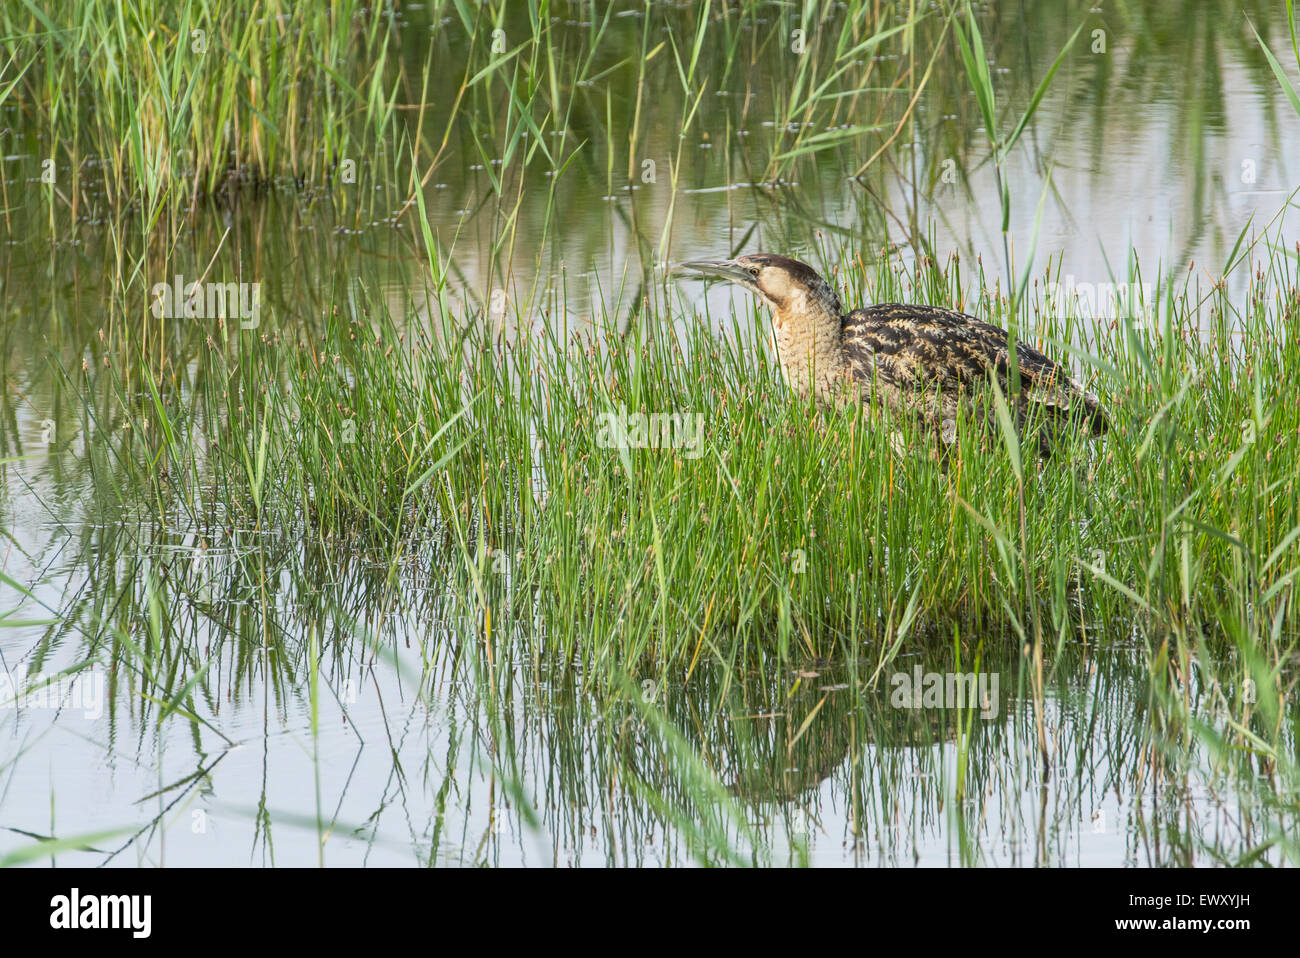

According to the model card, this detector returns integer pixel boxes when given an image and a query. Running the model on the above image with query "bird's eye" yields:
[748,267,759,276]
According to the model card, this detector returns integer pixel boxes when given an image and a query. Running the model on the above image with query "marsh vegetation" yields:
[1,0,1298,866]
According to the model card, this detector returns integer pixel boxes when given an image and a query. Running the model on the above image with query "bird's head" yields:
[679,253,843,319]
[679,253,848,399]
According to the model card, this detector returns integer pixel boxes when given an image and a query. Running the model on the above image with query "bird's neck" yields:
[770,291,846,400]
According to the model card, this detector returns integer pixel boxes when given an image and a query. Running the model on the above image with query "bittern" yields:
[682,253,1106,457]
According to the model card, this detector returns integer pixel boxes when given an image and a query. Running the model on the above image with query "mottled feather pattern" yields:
[684,253,1107,458]
[839,303,1106,454]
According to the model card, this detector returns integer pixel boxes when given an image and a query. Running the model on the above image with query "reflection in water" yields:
[0,461,1290,866]
[389,0,1300,325]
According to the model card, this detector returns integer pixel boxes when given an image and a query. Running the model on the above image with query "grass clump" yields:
[2,0,401,217]
[75,240,1300,675]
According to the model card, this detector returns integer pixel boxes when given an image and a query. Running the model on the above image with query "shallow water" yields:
[2,0,1298,866]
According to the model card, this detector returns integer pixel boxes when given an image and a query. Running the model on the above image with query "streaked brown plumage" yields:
[682,253,1106,457]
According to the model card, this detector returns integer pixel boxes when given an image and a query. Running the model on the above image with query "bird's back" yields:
[839,303,1106,450]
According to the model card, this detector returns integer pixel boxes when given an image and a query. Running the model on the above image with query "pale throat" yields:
[767,286,846,398]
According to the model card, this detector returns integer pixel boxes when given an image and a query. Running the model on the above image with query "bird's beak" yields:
[678,259,759,293]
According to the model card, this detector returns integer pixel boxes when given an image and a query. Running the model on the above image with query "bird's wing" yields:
[841,304,1107,434]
